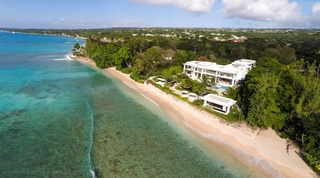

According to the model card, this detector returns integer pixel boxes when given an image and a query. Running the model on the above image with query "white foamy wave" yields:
[140,93,159,107]
[86,102,95,178]
[90,170,96,178]
[122,81,137,90]
[50,55,73,61]
[50,58,71,61]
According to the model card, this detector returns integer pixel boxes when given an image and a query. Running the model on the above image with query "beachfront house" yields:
[183,59,256,87]
[201,94,237,114]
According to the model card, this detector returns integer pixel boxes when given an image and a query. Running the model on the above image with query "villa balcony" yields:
[217,75,233,79]
[184,68,193,71]
[202,72,216,77]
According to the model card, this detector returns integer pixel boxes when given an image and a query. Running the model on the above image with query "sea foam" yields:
[140,93,160,107]
[50,55,73,61]
[86,102,96,178]
[122,81,137,90]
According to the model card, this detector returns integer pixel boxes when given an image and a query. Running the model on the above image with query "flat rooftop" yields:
[232,59,256,65]
[184,61,240,74]
[237,59,256,63]
[201,94,236,107]
[184,59,256,74]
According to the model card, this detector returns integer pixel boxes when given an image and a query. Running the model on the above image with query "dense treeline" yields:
[52,28,320,173]
[83,37,195,81]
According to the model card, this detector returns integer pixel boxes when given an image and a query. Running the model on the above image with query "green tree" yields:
[172,50,189,65]
[239,57,287,129]
[230,46,246,60]
[127,37,148,54]
[290,60,320,118]
[73,43,80,50]
[218,46,226,58]
[224,87,238,99]
[264,46,296,65]
[284,60,320,169]
[181,77,193,90]
[277,46,296,65]
[192,81,205,99]
[246,73,286,130]
[90,45,108,68]
[113,47,132,69]
[132,47,164,77]
[201,75,208,87]
[170,38,180,51]
[131,55,144,76]
[161,66,182,82]
[205,42,211,58]
[216,58,231,65]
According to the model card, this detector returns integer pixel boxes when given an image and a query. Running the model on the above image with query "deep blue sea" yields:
[0,31,258,178]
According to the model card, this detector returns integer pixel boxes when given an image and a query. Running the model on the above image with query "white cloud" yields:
[221,0,305,26]
[310,2,320,27]
[312,2,320,14]
[132,0,216,13]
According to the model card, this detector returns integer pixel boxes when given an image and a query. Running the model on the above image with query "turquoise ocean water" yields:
[0,31,259,178]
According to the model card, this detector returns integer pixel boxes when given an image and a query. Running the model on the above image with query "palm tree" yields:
[205,42,211,58]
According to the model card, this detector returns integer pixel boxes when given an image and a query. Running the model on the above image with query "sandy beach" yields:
[74,57,317,178]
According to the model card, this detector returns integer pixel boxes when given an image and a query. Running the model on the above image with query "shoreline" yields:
[73,56,317,178]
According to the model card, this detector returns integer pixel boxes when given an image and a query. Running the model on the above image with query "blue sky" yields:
[1,0,320,29]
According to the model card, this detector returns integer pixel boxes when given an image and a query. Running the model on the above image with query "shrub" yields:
[303,153,320,174]
[316,164,320,173]
[193,99,204,106]
[160,86,174,94]
[203,107,238,122]
[175,86,182,90]
[130,73,146,83]
[121,67,131,74]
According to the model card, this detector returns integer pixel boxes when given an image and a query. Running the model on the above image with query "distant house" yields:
[201,94,236,114]
[183,59,256,87]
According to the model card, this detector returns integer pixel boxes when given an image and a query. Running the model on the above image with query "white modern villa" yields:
[183,59,256,87]
[201,94,237,114]
[182,59,255,114]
